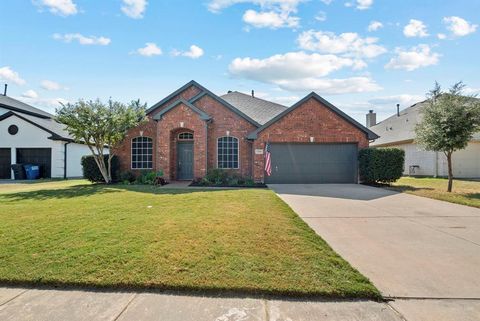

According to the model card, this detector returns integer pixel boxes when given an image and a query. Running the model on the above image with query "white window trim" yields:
[131,136,153,170]
[216,136,240,169]
[178,132,194,140]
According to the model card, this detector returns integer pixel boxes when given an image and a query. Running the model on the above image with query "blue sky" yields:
[1,0,479,123]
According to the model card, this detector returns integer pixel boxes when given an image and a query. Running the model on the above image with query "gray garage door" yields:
[265,143,358,184]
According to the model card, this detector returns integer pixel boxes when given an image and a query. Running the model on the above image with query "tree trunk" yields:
[107,155,113,184]
[446,151,453,193]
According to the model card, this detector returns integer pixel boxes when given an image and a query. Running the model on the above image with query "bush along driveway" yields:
[0,180,379,299]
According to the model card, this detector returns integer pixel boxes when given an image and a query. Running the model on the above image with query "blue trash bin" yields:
[24,164,40,180]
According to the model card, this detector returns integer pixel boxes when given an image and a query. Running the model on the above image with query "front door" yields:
[177,142,193,180]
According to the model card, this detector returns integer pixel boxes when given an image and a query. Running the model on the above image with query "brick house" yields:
[114,80,378,183]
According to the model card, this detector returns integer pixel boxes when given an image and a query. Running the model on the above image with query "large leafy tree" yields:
[415,82,480,192]
[57,99,146,183]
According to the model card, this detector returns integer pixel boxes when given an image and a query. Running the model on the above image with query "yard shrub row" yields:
[358,148,405,184]
[194,169,257,187]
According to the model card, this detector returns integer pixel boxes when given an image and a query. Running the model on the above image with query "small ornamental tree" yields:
[415,82,480,192]
[56,99,146,184]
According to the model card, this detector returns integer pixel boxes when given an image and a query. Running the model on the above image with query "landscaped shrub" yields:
[193,169,262,187]
[81,155,120,183]
[119,171,136,184]
[205,168,231,185]
[135,171,157,185]
[358,148,405,184]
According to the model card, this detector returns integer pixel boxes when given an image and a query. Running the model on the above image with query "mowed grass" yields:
[0,180,379,298]
[388,177,480,208]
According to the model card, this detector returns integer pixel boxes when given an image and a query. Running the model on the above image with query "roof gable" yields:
[152,99,211,121]
[0,111,71,141]
[145,81,202,115]
[247,92,379,140]
[147,80,261,127]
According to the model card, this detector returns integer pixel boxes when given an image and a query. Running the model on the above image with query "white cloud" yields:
[172,45,204,59]
[320,0,333,4]
[315,11,327,22]
[207,0,303,29]
[464,87,480,95]
[121,0,147,19]
[16,95,68,113]
[229,51,360,81]
[443,16,477,37]
[36,0,78,16]
[22,90,39,99]
[356,0,373,10]
[243,9,299,28]
[228,51,381,94]
[368,94,424,107]
[437,33,447,40]
[53,33,111,45]
[41,80,65,91]
[385,44,440,71]
[207,0,305,13]
[403,19,428,37]
[297,30,387,58]
[367,20,383,32]
[0,66,26,85]
[135,43,162,57]
[275,77,381,94]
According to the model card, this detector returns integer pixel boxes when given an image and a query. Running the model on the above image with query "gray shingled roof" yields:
[220,91,288,125]
[370,99,480,146]
[0,95,53,118]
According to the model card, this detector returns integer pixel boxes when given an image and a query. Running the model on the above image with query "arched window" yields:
[217,136,239,169]
[178,132,193,140]
[131,137,153,169]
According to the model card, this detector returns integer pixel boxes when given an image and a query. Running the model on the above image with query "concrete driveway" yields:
[270,184,480,321]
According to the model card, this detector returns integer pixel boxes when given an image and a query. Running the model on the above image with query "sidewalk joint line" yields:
[385,296,480,301]
[113,293,138,321]
[0,289,29,307]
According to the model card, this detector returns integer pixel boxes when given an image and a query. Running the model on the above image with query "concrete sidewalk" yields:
[0,287,403,321]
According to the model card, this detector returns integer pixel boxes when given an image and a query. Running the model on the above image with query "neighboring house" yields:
[114,80,378,183]
[0,94,104,179]
[368,101,480,178]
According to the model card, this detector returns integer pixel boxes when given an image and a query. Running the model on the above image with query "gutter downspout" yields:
[64,141,71,179]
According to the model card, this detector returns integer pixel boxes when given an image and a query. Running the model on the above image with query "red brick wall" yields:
[157,103,207,180]
[193,94,257,177]
[113,116,157,174]
[252,97,369,182]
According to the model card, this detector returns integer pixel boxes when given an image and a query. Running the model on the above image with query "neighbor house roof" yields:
[370,99,480,146]
[0,95,52,118]
[220,91,288,125]
[0,95,73,141]
[247,92,379,140]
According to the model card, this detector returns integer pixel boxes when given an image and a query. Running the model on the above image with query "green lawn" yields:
[388,177,480,208]
[0,180,379,298]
